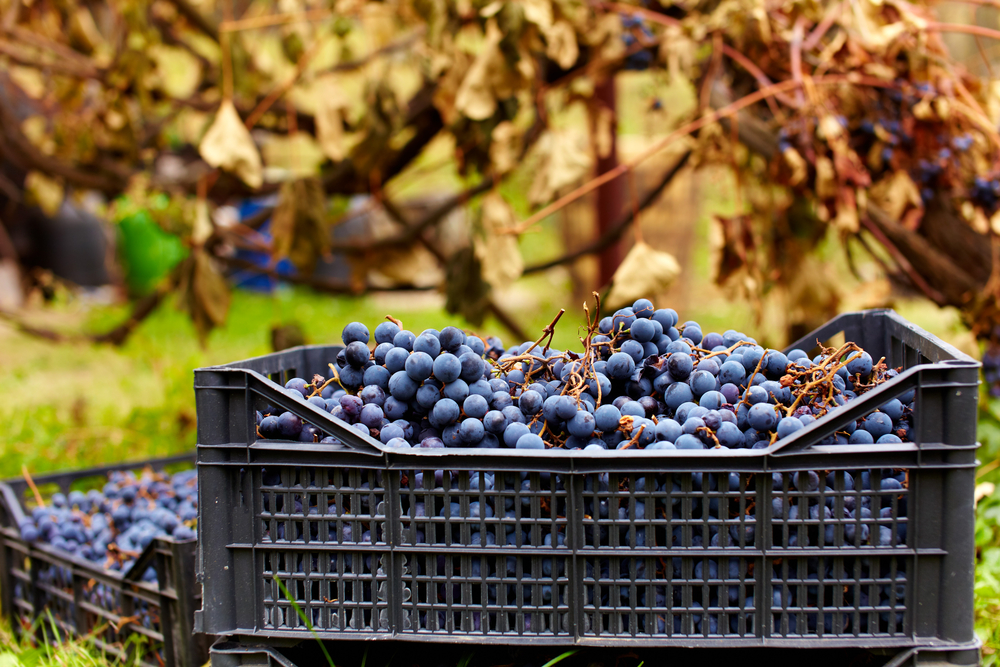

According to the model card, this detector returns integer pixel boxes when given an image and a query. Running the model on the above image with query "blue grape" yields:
[342,322,370,345]
[405,351,434,381]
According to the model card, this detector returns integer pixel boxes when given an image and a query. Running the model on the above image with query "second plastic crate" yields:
[0,454,209,667]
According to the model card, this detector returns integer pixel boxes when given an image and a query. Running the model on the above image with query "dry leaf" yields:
[817,115,844,141]
[454,20,504,120]
[783,147,807,186]
[868,170,922,221]
[9,66,45,99]
[545,20,578,69]
[815,156,837,200]
[475,192,523,287]
[833,191,860,234]
[490,121,521,175]
[262,133,326,181]
[270,178,329,273]
[314,75,349,162]
[199,100,263,189]
[192,199,213,245]
[976,482,996,505]
[176,249,231,343]
[520,0,553,30]
[605,241,681,309]
[528,129,592,206]
[911,97,934,121]
[149,44,202,99]
[24,171,64,216]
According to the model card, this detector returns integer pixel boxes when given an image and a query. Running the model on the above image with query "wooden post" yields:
[593,75,625,288]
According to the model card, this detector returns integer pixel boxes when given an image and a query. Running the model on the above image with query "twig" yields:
[165,0,219,40]
[22,465,44,508]
[859,216,947,306]
[524,150,691,274]
[243,37,326,130]
[505,74,905,235]
[220,8,332,32]
[802,1,845,51]
[925,21,1000,42]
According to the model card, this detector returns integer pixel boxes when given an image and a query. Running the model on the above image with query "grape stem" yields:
[21,465,44,508]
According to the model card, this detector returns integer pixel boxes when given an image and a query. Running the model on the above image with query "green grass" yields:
[0,284,593,480]
[0,616,145,667]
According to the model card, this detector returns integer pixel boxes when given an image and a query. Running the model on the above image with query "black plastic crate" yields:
[0,454,210,667]
[194,310,980,662]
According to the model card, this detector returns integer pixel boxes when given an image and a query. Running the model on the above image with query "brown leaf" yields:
[490,121,521,175]
[604,241,680,310]
[199,100,263,189]
[868,170,922,222]
[193,248,230,328]
[270,178,329,273]
[176,250,231,343]
[314,75,350,162]
[545,20,578,69]
[528,129,592,206]
[454,20,504,121]
[149,44,202,100]
[262,133,326,181]
[814,156,837,200]
[782,147,807,186]
[475,192,523,287]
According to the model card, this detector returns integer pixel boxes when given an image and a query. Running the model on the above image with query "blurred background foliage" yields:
[4,0,1000,661]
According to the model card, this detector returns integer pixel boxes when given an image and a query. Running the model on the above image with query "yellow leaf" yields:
[934,96,951,120]
[605,241,680,310]
[454,20,504,120]
[149,44,202,100]
[70,6,104,52]
[199,101,263,189]
[21,116,54,155]
[262,133,326,181]
[912,97,934,121]
[868,170,922,221]
[833,197,860,234]
[24,171,64,216]
[520,0,553,30]
[976,482,996,505]
[528,128,592,206]
[362,3,396,49]
[475,192,523,287]
[545,20,578,69]
[782,147,807,186]
[314,75,350,162]
[817,115,844,141]
[192,199,213,245]
[9,66,44,99]
[815,156,837,200]
[490,121,521,175]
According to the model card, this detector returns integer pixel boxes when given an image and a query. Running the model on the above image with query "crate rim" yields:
[194,308,981,459]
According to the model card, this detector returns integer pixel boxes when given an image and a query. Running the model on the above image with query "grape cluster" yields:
[253,299,912,637]
[257,297,913,453]
[17,468,198,580]
[620,14,654,71]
